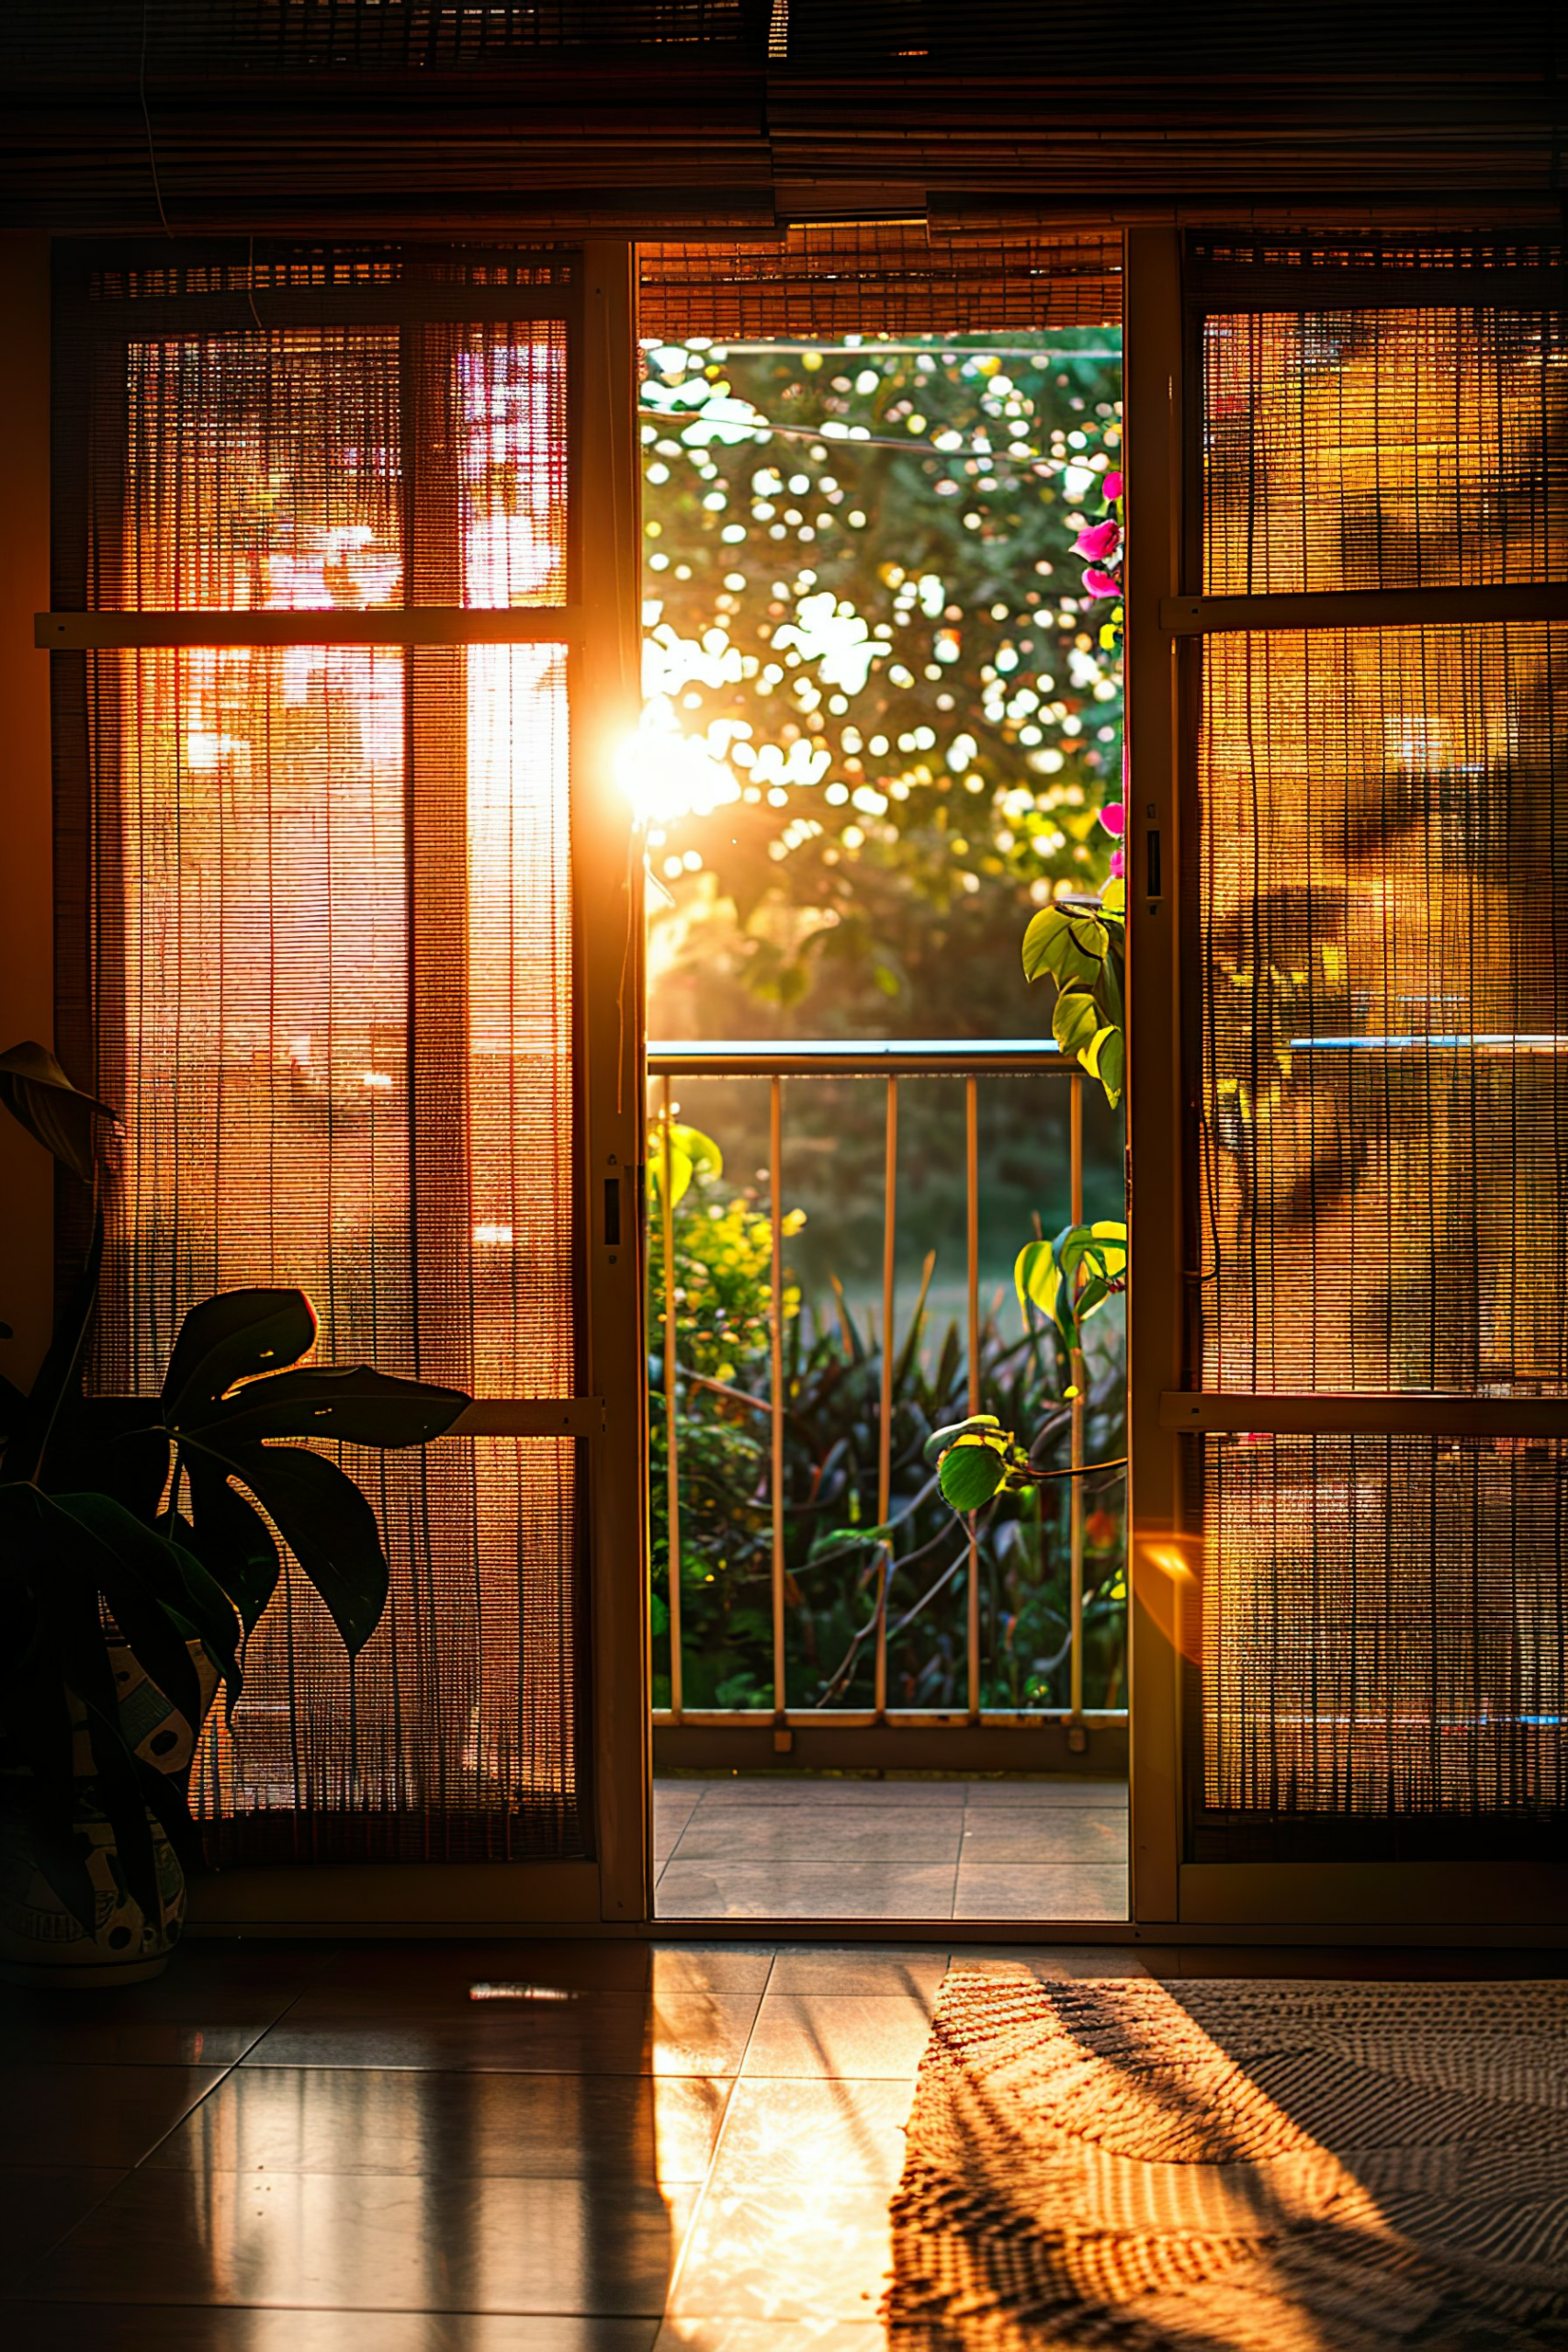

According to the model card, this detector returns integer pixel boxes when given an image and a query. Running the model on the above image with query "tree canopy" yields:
[637,331,1124,1041]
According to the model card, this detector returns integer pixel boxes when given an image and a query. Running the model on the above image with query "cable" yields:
[139,2,173,238]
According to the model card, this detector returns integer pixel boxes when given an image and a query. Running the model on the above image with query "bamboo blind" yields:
[639,223,1122,336]
[52,246,589,1865]
[1192,239,1568,1848]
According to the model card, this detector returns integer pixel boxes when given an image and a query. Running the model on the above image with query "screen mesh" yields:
[1199,1434,1568,1841]
[1203,308,1568,594]
[1197,623,1568,1398]
[56,256,588,1864]
[1193,260,1568,1851]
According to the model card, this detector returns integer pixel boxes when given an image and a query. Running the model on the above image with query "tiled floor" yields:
[654,1774,1129,1921]
[5,1935,1564,2346]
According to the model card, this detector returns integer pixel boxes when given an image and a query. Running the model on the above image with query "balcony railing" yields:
[648,1038,1128,1775]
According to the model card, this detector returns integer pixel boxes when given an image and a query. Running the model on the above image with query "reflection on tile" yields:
[242,1993,761,2077]
[147,2066,730,2185]
[304,1939,766,2000]
[7,2304,662,2349]
[658,1862,955,1921]
[0,2166,124,2267]
[0,2018,267,2067]
[669,2184,894,2322]
[0,2063,230,2167]
[673,1809,964,1866]
[764,1946,947,1999]
[26,2169,697,2315]
[961,1778,1128,1806]
[952,1861,1128,1922]
[959,1810,1127,1862]
[709,2077,912,2190]
[742,1994,932,2081]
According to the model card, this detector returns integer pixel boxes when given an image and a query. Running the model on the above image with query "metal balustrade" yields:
[648,1038,1129,1775]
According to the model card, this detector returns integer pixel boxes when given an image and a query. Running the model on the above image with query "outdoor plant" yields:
[648,1126,1126,1713]
[0,1041,467,1936]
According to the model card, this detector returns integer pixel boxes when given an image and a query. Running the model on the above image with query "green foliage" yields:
[638,333,1123,1038]
[1015,1218,1128,1356]
[649,1148,1127,1715]
[0,1045,468,1930]
[1021,876,1126,1106]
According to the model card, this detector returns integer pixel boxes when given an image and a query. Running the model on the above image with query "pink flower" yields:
[1099,801,1126,838]
[1102,470,1123,502]
[1073,519,1120,562]
[1110,845,1124,879]
[1081,565,1121,600]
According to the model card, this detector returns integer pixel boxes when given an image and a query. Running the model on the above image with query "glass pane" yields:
[1197,622,1568,1396]
[1203,307,1568,594]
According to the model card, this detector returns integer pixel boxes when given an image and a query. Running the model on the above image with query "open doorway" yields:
[632,232,1130,1925]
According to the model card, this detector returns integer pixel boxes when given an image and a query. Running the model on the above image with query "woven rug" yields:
[886,1972,1568,2349]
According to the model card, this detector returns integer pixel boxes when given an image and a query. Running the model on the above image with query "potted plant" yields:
[0,1042,468,1984]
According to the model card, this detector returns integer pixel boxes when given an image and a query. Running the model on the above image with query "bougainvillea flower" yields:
[1102,469,1123,502]
[1110,845,1124,879]
[1073,519,1120,561]
[1082,565,1121,600]
[1099,801,1126,838]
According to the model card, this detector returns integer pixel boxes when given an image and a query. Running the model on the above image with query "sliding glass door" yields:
[50,241,646,1920]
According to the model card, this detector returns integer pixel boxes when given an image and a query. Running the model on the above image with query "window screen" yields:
[1190,240,1568,1855]
[53,244,589,1865]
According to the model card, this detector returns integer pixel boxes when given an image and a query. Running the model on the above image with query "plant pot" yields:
[0,1636,220,1988]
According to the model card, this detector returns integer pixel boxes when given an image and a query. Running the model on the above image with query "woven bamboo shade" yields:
[639,222,1122,336]
[52,243,589,1865]
[1190,233,1568,1856]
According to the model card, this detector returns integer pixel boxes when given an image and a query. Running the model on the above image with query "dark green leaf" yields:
[221,1443,389,1655]
[1,1212,103,1486]
[183,1458,280,1634]
[0,1040,116,1184]
[161,1289,318,1419]
[195,1364,468,1450]
[51,1495,205,1734]
[938,1438,1008,1513]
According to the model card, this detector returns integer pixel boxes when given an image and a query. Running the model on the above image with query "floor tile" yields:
[691,1780,966,1808]
[671,1806,964,1867]
[301,1939,772,2001]
[960,1776,1128,1806]
[763,1945,947,1999]
[708,2076,913,2189]
[952,1860,1128,1922]
[22,2169,699,2314]
[958,1809,1127,1863]
[0,2016,269,2066]
[147,2065,731,2184]
[740,1992,933,2080]
[241,1992,761,2077]
[0,2165,125,2267]
[669,2183,894,2322]
[657,2324,883,2350]
[0,2062,231,2167]
[4,2313,660,2350]
[957,1942,1147,1978]
[657,1861,955,1921]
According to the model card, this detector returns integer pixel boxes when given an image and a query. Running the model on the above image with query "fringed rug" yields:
[886,1972,1568,2349]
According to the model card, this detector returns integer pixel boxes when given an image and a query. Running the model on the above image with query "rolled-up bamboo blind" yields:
[1191,235,1568,1855]
[53,243,589,1864]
